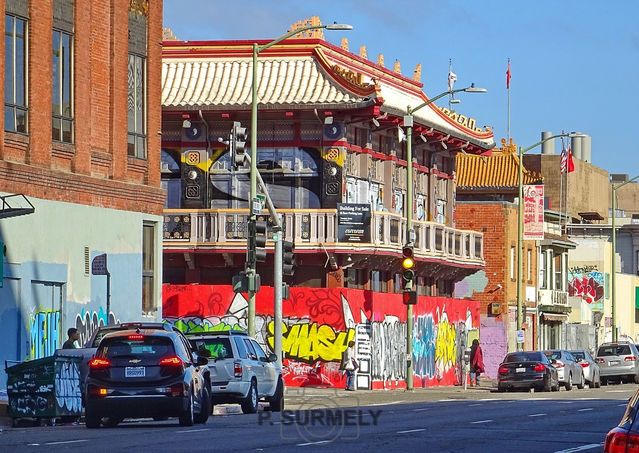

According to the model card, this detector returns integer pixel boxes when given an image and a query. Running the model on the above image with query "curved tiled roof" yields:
[456,152,543,189]
[162,57,374,110]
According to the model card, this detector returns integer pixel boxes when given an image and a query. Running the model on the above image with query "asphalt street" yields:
[0,383,635,452]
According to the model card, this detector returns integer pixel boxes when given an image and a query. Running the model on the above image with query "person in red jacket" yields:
[470,339,485,387]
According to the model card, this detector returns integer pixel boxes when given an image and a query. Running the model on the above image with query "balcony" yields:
[163,209,484,267]
[538,289,569,306]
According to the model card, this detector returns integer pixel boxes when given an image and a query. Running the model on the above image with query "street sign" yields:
[91,254,109,275]
[337,203,372,242]
[516,329,525,344]
[252,196,265,215]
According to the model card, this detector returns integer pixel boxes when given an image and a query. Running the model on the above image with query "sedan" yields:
[497,351,559,392]
[570,349,601,388]
[604,387,639,452]
[544,350,585,390]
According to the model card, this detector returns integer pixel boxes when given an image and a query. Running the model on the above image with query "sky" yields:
[163,0,639,175]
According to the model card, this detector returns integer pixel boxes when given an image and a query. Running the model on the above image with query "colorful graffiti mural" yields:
[163,285,480,390]
[569,265,605,306]
[75,308,119,347]
[29,310,61,359]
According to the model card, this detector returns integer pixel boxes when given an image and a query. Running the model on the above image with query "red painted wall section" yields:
[163,285,480,390]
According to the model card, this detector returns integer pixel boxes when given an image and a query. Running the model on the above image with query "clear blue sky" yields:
[164,0,639,175]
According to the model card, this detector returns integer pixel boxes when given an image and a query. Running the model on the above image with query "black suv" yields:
[84,328,212,428]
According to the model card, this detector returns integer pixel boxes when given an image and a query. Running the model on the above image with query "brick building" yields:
[0,0,164,387]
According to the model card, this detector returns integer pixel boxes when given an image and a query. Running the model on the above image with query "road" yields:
[0,383,634,452]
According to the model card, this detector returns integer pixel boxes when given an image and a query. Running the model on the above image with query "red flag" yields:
[506,59,511,89]
[566,147,575,173]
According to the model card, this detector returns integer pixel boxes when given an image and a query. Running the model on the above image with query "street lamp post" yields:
[515,133,584,351]
[404,84,486,390]
[247,23,352,338]
[611,175,639,342]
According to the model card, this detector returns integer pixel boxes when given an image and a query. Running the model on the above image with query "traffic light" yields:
[402,290,417,305]
[254,220,268,263]
[230,121,247,167]
[402,242,415,290]
[282,240,296,277]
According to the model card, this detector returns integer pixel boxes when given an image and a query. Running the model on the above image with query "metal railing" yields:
[163,209,484,263]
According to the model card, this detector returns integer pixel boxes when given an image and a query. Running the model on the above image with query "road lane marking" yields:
[479,398,498,401]
[524,397,550,400]
[553,443,603,453]
[577,408,593,412]
[297,440,332,447]
[44,440,88,446]
[577,397,597,400]
[470,419,493,424]
[606,390,629,393]
[413,408,429,412]
[469,403,481,407]
[528,413,546,417]
[367,402,396,407]
[176,428,210,433]
[618,403,629,407]
[397,428,425,434]
[558,401,574,404]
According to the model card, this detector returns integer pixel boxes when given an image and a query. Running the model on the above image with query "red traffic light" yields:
[402,290,417,305]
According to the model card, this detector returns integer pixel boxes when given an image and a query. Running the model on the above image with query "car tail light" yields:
[498,366,509,374]
[88,385,109,397]
[625,356,637,361]
[580,362,589,368]
[88,357,111,370]
[128,334,144,341]
[169,383,186,397]
[596,358,605,363]
[159,355,183,367]
[554,361,565,368]
[605,428,639,453]
[234,361,243,378]
[534,363,545,372]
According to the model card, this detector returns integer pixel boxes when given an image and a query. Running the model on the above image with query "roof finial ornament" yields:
[289,16,325,39]
[341,38,349,51]
[413,63,422,82]
[359,45,367,59]
[377,54,385,67]
[393,59,401,74]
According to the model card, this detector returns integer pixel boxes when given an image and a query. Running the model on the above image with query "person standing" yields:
[62,327,81,349]
[343,341,358,391]
[469,339,485,387]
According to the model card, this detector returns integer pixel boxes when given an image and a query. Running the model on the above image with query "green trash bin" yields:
[6,352,83,426]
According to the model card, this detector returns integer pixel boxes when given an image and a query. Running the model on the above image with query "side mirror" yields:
[268,353,278,363]
[196,355,209,366]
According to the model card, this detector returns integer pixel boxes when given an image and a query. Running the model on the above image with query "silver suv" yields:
[187,331,283,413]
[596,342,639,385]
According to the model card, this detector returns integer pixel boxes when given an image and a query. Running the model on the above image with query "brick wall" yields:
[0,0,164,214]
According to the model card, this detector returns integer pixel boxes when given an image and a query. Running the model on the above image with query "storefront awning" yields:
[541,313,568,322]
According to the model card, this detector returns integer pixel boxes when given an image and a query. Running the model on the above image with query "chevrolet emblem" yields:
[129,359,142,364]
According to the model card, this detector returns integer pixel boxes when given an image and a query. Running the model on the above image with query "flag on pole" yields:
[448,68,457,91]
[560,146,575,174]
[506,59,511,89]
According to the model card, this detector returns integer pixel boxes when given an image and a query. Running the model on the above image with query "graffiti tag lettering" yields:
[30,311,61,359]
[268,321,355,363]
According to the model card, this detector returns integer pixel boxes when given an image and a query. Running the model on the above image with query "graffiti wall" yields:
[29,310,61,360]
[568,264,605,310]
[163,285,480,390]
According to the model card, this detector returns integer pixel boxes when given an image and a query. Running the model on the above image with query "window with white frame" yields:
[142,222,156,315]
[4,13,28,133]
[127,9,147,158]
[539,250,547,289]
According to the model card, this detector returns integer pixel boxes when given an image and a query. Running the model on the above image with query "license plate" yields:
[125,366,145,378]
[609,361,620,366]
[516,367,526,373]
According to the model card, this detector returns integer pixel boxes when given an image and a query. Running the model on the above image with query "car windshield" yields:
[190,337,233,360]
[91,328,122,347]
[98,336,174,358]
[598,345,631,356]
[544,351,562,361]
[504,352,542,363]
[571,352,586,361]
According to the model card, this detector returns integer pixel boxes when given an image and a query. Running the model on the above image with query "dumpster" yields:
[6,352,83,426]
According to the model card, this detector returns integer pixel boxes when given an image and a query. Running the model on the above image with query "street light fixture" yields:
[404,84,487,390]
[247,23,353,343]
[515,132,586,351]
[611,175,639,341]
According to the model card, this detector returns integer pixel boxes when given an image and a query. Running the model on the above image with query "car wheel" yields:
[565,373,573,391]
[179,388,195,427]
[269,378,284,412]
[103,417,122,428]
[497,383,506,393]
[84,406,101,429]
[634,374,639,384]
[576,373,585,390]
[543,375,552,392]
[241,380,258,414]
[194,385,211,424]
[595,374,601,388]
[601,377,608,386]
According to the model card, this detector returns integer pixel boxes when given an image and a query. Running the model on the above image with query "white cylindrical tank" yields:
[582,135,592,163]
[541,131,555,154]
[571,134,583,160]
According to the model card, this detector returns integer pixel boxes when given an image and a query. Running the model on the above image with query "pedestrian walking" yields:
[62,327,81,349]
[342,341,358,391]
[469,339,485,387]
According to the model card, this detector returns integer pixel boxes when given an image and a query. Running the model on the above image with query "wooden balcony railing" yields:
[163,209,484,265]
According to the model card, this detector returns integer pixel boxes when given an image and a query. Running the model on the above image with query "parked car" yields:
[84,328,211,428]
[544,350,585,390]
[604,387,639,452]
[570,349,601,388]
[187,331,284,413]
[596,342,639,385]
[497,351,559,392]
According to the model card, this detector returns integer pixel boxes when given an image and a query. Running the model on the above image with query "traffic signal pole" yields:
[405,108,414,391]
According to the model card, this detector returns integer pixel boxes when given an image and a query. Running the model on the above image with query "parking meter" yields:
[463,348,471,390]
